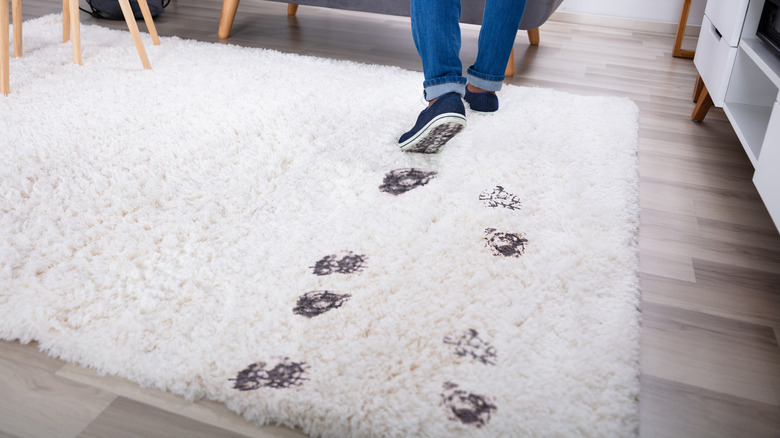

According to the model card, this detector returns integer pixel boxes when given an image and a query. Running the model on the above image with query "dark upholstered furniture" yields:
[217,0,562,75]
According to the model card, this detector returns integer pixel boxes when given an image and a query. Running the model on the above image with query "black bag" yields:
[83,0,169,20]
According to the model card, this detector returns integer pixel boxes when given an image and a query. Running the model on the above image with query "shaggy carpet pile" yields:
[1,16,641,437]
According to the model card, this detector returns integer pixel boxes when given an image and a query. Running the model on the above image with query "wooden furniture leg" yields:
[527,27,540,46]
[137,0,161,45]
[673,0,694,58]
[117,0,152,69]
[67,0,81,64]
[218,0,240,38]
[693,74,704,103]
[2,0,9,94]
[692,82,713,121]
[506,29,540,77]
[288,3,298,15]
[12,0,21,57]
[505,47,515,77]
[62,0,70,42]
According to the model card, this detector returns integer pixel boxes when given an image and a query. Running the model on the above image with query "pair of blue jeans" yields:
[410,0,527,101]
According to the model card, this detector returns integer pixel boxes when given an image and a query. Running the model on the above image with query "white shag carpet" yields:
[1,16,641,438]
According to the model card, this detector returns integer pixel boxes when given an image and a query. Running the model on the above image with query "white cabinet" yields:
[695,16,740,106]
[694,0,750,105]
[694,0,780,232]
[754,102,780,227]
[723,38,779,166]
[704,0,750,46]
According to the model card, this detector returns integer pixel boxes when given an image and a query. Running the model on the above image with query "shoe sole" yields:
[398,113,467,154]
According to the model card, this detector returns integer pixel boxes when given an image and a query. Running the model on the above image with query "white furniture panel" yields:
[695,16,738,106]
[703,0,750,46]
[754,102,780,228]
[723,45,779,163]
[695,0,780,232]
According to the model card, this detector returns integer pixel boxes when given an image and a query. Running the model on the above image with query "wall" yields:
[558,0,707,26]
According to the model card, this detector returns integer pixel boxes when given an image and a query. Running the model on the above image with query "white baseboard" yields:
[549,10,701,37]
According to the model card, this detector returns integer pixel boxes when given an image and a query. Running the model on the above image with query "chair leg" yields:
[692,83,713,121]
[673,0,694,58]
[137,0,161,45]
[218,0,240,38]
[62,0,70,42]
[1,0,9,94]
[505,47,515,77]
[12,0,21,57]
[288,3,298,15]
[118,0,152,69]
[68,0,82,65]
[527,28,540,46]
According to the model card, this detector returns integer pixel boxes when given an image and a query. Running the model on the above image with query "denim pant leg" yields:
[411,0,467,101]
[467,0,527,92]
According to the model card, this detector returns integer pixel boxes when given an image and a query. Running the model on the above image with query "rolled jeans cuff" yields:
[423,78,467,101]
[467,66,504,92]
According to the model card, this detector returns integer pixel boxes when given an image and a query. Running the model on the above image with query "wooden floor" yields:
[3,1,780,437]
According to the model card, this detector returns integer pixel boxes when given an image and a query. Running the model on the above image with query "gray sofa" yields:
[218,0,563,48]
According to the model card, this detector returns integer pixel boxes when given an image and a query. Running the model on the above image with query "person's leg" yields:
[399,0,467,154]
[466,0,526,101]
[411,0,467,101]
[399,0,526,152]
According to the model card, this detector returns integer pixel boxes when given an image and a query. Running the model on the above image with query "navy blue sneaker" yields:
[398,92,467,154]
[464,88,499,113]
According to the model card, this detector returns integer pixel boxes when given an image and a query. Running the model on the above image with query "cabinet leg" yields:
[692,83,713,122]
[693,74,703,103]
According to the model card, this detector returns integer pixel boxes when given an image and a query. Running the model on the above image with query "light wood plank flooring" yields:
[4,1,780,436]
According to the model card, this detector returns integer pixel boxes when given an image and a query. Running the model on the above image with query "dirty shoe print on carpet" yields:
[1,16,641,438]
